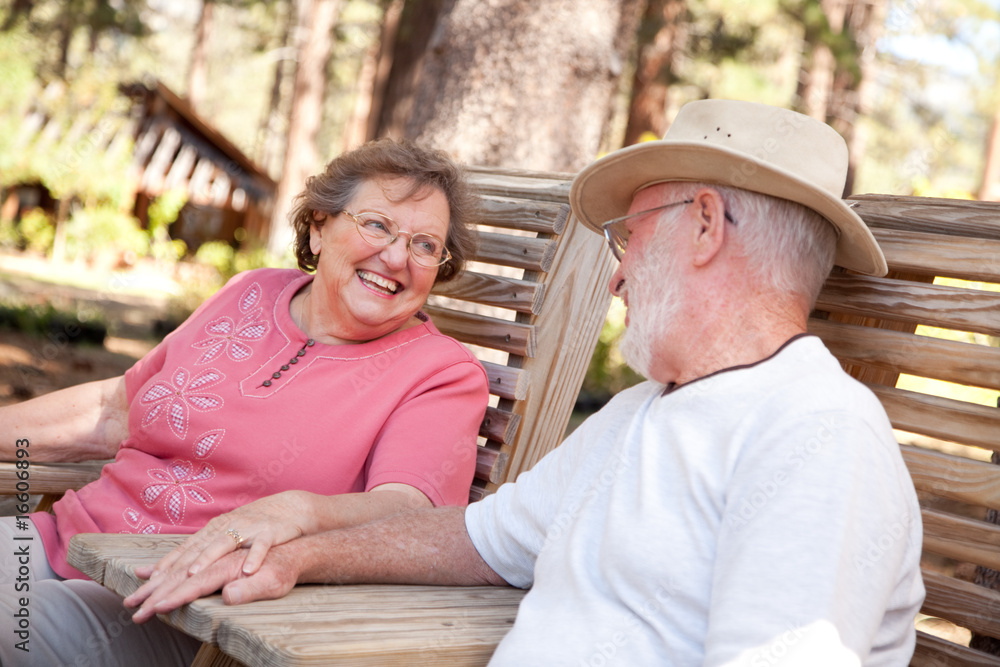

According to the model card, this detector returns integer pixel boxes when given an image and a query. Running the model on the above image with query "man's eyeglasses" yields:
[600,199,737,262]
[343,210,451,268]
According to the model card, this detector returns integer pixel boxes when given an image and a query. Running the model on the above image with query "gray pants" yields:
[0,517,201,666]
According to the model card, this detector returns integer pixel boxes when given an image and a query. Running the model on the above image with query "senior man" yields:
[129,100,924,666]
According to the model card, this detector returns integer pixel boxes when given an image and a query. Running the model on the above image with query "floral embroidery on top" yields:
[140,367,225,440]
[191,282,269,365]
[192,429,225,459]
[239,282,263,313]
[121,507,160,534]
[141,460,215,525]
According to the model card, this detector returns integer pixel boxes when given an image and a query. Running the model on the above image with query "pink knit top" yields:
[33,268,488,579]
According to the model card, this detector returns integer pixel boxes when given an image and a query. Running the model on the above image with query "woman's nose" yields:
[380,237,410,269]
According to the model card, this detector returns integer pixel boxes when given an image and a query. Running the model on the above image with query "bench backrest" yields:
[431,167,616,501]
[811,194,1000,665]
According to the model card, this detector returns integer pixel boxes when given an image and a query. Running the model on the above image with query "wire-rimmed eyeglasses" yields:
[601,199,737,262]
[343,210,452,268]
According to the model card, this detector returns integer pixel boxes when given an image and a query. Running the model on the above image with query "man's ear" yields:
[690,188,728,267]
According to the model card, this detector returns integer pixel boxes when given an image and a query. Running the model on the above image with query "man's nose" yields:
[608,265,626,297]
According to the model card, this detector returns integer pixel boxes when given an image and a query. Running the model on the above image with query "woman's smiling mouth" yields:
[357,270,401,296]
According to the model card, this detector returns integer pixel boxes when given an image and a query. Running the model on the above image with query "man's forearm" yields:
[294,505,508,588]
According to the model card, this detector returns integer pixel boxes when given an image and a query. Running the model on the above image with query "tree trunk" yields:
[267,0,342,257]
[623,0,686,146]
[342,0,405,150]
[371,0,446,141]
[255,0,296,178]
[793,0,881,195]
[979,108,1000,201]
[827,0,883,195]
[378,0,646,172]
[188,0,214,112]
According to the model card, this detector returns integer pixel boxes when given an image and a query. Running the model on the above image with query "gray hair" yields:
[661,182,836,307]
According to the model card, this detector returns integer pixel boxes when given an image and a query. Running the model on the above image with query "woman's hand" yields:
[125,484,430,614]
[125,538,307,623]
[131,490,312,590]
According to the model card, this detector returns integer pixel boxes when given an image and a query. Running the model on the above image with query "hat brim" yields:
[570,140,887,276]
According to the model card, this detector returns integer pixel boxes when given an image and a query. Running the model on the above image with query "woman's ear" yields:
[309,211,327,256]
[309,224,322,256]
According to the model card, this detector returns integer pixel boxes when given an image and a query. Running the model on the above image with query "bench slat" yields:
[816,275,1000,337]
[476,231,557,273]
[0,460,106,494]
[479,407,521,446]
[423,305,535,358]
[474,446,509,485]
[901,445,1000,510]
[477,196,569,234]
[481,361,529,401]
[871,385,1000,452]
[850,194,1000,242]
[809,319,1000,391]
[912,631,1000,667]
[873,228,1000,283]
[466,168,574,203]
[922,508,1000,571]
[922,571,1000,642]
[432,271,544,315]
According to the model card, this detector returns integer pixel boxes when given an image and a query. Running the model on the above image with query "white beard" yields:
[619,234,684,381]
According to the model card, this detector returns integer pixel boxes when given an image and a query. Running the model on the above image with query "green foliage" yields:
[148,189,189,262]
[193,240,285,284]
[194,240,237,278]
[64,205,148,261]
[17,209,56,254]
[0,216,18,248]
[147,189,187,235]
[0,301,107,346]
[578,299,643,409]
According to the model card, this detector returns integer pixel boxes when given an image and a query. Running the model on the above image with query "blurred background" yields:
[0,0,997,416]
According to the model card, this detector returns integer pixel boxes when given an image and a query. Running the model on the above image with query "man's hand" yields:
[125,543,302,623]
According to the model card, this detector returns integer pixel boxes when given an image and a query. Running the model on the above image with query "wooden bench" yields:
[19,187,1000,665]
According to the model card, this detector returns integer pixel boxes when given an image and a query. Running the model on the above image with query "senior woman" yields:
[0,138,488,666]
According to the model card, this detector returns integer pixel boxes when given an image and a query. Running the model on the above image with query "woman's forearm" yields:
[0,376,129,461]
[298,483,433,535]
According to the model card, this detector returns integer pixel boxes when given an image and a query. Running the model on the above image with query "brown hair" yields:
[289,138,478,283]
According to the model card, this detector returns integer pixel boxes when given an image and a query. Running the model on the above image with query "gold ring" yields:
[225,528,244,547]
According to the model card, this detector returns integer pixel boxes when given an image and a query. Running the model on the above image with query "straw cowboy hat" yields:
[570,99,887,276]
